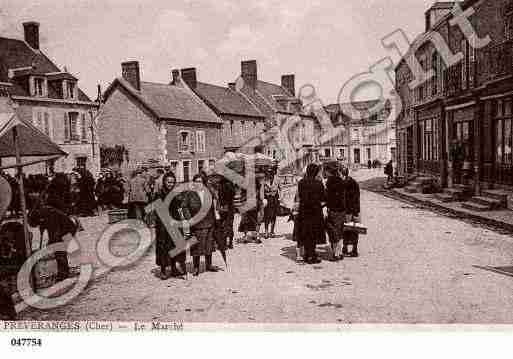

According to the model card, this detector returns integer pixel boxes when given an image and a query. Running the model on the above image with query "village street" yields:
[18,169,513,324]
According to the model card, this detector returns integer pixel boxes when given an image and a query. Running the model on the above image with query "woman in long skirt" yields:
[155,171,186,279]
[296,163,326,264]
[182,174,218,277]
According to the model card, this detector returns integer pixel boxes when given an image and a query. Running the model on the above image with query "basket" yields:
[108,209,128,224]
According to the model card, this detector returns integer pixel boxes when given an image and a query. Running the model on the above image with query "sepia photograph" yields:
[0,1,513,352]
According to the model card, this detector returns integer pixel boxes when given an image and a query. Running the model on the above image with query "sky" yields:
[1,0,434,104]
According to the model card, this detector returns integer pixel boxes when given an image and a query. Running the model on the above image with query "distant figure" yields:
[127,170,148,220]
[384,160,394,184]
[367,159,372,169]
[263,168,281,238]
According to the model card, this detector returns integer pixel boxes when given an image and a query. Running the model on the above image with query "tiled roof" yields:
[111,78,222,124]
[194,82,264,118]
[255,80,291,112]
[326,99,392,120]
[0,36,91,102]
[0,97,67,158]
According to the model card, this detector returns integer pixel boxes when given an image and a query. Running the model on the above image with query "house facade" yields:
[324,100,396,167]
[0,21,100,175]
[178,67,266,153]
[395,0,513,208]
[98,62,223,182]
[230,60,318,172]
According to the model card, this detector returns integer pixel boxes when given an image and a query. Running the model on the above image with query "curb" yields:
[385,189,513,235]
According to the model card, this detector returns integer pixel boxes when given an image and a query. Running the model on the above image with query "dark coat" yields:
[181,189,216,257]
[325,175,345,212]
[154,190,186,267]
[297,178,326,246]
[28,205,77,244]
[342,176,360,216]
[181,190,216,230]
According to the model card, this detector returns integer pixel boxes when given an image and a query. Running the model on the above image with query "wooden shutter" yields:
[81,113,87,141]
[189,131,195,152]
[44,112,50,137]
[64,112,70,142]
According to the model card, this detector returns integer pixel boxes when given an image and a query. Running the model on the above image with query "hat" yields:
[324,161,339,174]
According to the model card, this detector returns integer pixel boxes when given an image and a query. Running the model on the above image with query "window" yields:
[495,98,513,165]
[170,161,178,174]
[351,128,359,142]
[69,112,79,141]
[367,147,371,160]
[420,118,438,161]
[67,81,76,99]
[461,39,468,90]
[76,156,87,169]
[339,148,345,159]
[183,161,191,182]
[178,131,193,152]
[64,112,79,142]
[195,130,206,153]
[506,11,513,40]
[324,148,331,157]
[198,160,205,174]
[34,78,45,96]
[354,148,361,164]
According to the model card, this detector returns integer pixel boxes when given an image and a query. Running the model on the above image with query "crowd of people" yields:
[0,167,127,219]
[1,158,362,284]
[292,162,361,264]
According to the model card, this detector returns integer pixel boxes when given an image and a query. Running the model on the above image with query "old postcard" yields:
[0,0,512,354]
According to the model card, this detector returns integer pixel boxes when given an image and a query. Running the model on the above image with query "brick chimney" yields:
[181,68,197,89]
[281,74,295,96]
[228,82,236,91]
[171,69,180,85]
[23,21,40,50]
[121,61,141,91]
[241,60,257,89]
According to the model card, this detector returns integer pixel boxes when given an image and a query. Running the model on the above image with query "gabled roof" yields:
[104,77,222,124]
[194,82,264,118]
[325,99,392,122]
[0,97,67,160]
[0,36,91,102]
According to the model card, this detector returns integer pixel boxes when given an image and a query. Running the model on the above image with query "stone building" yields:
[178,67,266,153]
[98,61,223,182]
[324,100,396,166]
[0,21,100,175]
[395,0,513,210]
[230,60,317,172]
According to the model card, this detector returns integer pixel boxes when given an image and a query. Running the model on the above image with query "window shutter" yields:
[461,40,467,90]
[81,113,87,141]
[189,131,195,152]
[44,112,50,137]
[64,113,70,142]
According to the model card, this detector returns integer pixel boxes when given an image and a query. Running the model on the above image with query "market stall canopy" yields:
[0,98,66,168]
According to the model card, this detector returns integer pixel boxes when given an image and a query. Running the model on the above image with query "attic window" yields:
[66,81,76,99]
[34,77,45,97]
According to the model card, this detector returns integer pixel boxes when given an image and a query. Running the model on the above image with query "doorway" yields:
[354,148,361,164]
